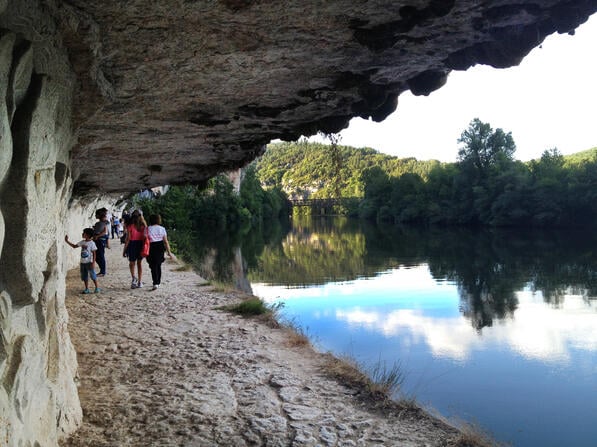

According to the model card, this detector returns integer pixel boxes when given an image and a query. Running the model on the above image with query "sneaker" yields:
[131,277,138,289]
[151,284,159,291]
[81,289,91,294]
[94,287,101,293]
[137,282,144,288]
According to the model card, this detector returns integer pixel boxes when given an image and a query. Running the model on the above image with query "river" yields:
[190,216,597,447]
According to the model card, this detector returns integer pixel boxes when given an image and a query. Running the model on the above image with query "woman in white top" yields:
[146,214,174,290]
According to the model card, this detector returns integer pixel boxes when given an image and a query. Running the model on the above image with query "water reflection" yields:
[329,282,597,362]
[189,216,597,331]
[251,217,370,286]
[187,217,597,446]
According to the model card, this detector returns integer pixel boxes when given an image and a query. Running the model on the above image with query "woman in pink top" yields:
[146,214,173,290]
[122,210,147,288]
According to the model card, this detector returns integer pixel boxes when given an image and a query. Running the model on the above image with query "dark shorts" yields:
[127,240,143,262]
[80,263,97,281]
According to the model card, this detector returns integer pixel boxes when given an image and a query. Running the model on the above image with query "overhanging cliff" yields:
[6,0,597,196]
[0,1,596,445]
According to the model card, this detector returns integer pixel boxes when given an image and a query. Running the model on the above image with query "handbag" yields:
[141,229,150,258]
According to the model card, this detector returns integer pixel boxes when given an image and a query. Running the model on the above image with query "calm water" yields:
[192,217,597,447]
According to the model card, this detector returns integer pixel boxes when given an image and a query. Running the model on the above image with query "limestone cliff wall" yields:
[0,0,596,445]
[0,3,119,444]
[0,5,82,443]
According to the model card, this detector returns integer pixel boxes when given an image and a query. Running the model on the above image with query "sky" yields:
[308,14,597,162]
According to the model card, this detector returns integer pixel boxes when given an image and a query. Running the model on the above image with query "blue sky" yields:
[309,14,597,162]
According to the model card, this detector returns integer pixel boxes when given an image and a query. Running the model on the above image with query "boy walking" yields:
[65,228,101,294]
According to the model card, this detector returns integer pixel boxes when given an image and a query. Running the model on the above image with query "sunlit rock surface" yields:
[0,0,596,445]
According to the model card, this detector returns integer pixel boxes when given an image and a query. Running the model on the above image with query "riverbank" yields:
[60,242,474,446]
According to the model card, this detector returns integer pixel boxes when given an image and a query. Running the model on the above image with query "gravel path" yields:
[60,243,468,447]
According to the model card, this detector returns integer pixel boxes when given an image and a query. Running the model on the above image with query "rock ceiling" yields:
[6,0,597,196]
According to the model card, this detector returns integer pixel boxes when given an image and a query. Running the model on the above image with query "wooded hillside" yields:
[256,125,597,227]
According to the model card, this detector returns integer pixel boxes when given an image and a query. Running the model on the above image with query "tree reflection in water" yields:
[187,216,597,330]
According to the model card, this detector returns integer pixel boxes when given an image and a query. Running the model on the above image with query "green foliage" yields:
[257,140,438,201]
[133,173,289,264]
[256,131,597,228]
[138,119,595,245]
[240,164,288,225]
[563,147,597,166]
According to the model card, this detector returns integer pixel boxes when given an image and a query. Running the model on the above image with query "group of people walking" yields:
[121,210,174,290]
[65,208,174,293]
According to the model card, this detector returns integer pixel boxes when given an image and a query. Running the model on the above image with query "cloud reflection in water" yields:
[255,266,597,365]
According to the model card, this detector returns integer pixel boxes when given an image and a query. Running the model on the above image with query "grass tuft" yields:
[223,297,270,316]
[368,359,405,397]
[220,297,282,328]
[453,421,503,447]
[324,354,404,402]
[282,322,311,347]
[325,355,371,388]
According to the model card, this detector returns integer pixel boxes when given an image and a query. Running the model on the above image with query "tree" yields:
[458,118,516,176]
[527,148,567,226]
[390,173,427,223]
[317,132,343,199]
[455,119,518,224]
[359,166,391,221]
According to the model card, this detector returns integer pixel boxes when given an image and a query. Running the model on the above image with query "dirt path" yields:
[60,241,467,446]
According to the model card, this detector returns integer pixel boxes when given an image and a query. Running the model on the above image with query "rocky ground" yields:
[60,243,475,447]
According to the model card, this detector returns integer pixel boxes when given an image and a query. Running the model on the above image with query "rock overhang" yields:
[5,0,597,197]
[1,2,597,444]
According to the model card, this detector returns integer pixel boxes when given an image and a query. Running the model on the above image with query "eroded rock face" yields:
[43,0,597,195]
[0,14,81,447]
[0,0,596,445]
